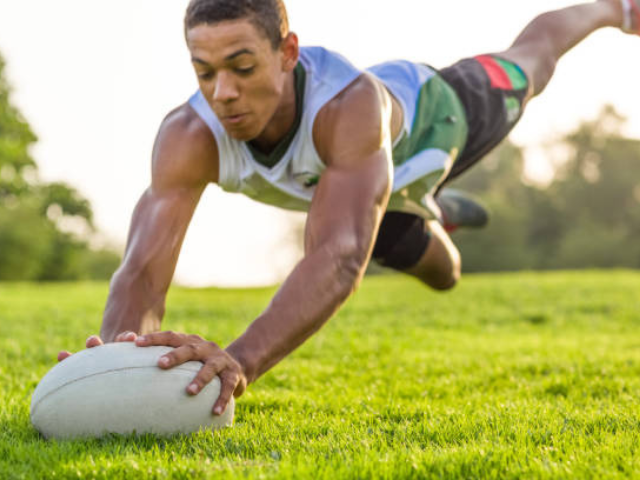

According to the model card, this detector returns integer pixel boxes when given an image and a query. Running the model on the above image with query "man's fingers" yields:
[58,334,103,362]
[187,360,224,395]
[157,342,207,369]
[135,331,185,349]
[115,331,138,342]
[233,375,247,398]
[86,335,104,348]
[213,373,239,416]
[57,351,72,362]
[132,331,245,415]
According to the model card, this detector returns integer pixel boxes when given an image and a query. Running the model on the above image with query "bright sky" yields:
[0,0,638,286]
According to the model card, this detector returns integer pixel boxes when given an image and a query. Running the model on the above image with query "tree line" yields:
[0,54,120,281]
[450,105,640,272]
[3,50,639,282]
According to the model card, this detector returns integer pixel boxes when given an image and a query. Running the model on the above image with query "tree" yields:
[0,53,120,281]
[449,106,640,272]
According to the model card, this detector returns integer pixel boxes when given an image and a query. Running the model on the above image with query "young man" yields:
[59,0,639,416]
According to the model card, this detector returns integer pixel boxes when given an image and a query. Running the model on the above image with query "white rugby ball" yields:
[31,343,234,439]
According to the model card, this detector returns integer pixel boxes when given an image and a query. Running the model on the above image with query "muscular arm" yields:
[227,75,394,382]
[100,105,218,342]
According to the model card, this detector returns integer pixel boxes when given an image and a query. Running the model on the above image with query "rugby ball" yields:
[31,343,234,439]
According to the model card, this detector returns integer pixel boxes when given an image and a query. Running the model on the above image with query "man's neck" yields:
[249,70,297,154]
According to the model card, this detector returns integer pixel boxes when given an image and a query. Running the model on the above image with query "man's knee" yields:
[372,213,462,291]
[499,43,557,96]
[407,219,461,291]
[426,256,460,291]
[372,212,431,271]
[500,9,567,96]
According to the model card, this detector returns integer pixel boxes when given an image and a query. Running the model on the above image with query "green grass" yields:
[2,271,640,479]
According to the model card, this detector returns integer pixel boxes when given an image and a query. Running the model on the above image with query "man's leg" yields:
[402,220,461,291]
[372,212,461,291]
[498,0,631,97]
[373,1,635,290]
[413,0,635,289]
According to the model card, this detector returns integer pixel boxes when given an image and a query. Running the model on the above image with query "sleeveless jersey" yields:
[189,46,468,219]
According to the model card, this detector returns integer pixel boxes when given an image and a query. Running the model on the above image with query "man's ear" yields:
[280,32,299,72]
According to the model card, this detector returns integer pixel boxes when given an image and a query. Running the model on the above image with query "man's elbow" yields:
[333,243,370,296]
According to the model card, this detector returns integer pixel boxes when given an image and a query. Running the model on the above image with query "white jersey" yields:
[189,47,467,219]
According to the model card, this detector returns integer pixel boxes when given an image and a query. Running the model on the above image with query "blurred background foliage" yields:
[2,50,640,282]
[450,105,640,272]
[0,53,121,281]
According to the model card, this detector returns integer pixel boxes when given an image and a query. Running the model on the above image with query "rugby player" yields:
[59,0,639,416]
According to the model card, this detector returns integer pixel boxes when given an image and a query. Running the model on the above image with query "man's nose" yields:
[213,72,240,103]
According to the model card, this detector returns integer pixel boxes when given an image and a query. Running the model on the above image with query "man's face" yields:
[187,20,292,141]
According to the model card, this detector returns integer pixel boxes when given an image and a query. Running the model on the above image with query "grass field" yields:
[2,271,640,479]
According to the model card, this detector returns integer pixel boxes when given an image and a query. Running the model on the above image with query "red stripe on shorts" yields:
[475,55,513,90]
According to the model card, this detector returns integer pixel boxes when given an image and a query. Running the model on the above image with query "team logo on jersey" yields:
[294,172,320,188]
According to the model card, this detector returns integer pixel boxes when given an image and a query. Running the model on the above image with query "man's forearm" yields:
[101,266,167,342]
[226,245,367,383]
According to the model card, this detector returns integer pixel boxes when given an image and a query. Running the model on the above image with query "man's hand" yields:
[57,332,138,362]
[136,332,246,416]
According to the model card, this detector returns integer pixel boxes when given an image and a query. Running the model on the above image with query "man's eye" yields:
[198,72,214,80]
[235,66,255,75]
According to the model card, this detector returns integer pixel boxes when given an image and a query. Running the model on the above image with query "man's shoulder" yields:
[152,103,220,188]
[313,73,393,162]
[159,103,217,151]
[317,73,388,122]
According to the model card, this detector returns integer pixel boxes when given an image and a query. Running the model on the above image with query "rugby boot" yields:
[435,189,489,233]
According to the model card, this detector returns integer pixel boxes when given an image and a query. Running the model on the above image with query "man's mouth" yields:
[222,113,249,125]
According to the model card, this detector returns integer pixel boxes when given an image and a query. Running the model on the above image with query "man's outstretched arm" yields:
[138,74,395,414]
[101,105,218,342]
[227,75,393,382]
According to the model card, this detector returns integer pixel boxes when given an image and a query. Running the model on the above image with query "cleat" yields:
[435,189,489,232]
[620,0,640,35]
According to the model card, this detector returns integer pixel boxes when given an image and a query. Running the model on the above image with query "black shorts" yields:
[439,54,531,185]
[372,55,531,268]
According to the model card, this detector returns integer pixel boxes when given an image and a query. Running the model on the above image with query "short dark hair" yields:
[185,0,289,50]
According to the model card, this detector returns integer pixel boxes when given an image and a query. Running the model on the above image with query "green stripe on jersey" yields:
[248,62,307,169]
